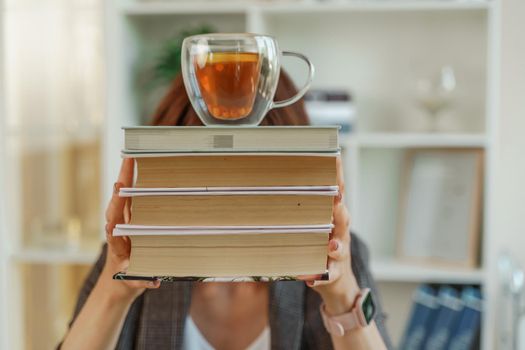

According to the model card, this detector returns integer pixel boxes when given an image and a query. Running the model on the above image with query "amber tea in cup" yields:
[195,52,261,120]
[182,33,314,126]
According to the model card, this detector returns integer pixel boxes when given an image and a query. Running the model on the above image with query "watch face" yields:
[361,292,376,324]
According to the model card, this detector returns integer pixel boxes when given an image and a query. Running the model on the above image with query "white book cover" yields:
[121,151,340,158]
[113,224,334,236]
[119,187,339,197]
[123,125,340,153]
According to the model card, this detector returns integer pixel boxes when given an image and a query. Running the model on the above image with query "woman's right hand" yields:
[102,158,161,301]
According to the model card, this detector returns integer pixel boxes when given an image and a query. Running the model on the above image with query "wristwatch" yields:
[320,288,376,336]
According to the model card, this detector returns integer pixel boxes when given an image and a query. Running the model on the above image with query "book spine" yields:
[424,286,464,350]
[127,193,334,226]
[119,187,339,195]
[447,287,482,350]
[399,285,439,350]
[113,272,329,282]
[124,127,340,152]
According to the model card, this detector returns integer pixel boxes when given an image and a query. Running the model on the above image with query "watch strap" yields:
[319,288,371,336]
[320,302,360,336]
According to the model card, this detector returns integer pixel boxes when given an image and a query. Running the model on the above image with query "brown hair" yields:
[150,71,310,126]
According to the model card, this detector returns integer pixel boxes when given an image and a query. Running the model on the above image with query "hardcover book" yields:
[113,225,332,280]
[447,287,482,350]
[399,285,439,350]
[121,188,337,226]
[425,286,464,350]
[113,273,329,283]
[123,126,340,153]
[130,153,338,188]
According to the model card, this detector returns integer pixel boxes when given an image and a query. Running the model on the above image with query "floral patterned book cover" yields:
[113,271,329,282]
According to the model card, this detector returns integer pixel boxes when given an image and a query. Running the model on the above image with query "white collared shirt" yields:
[182,316,271,350]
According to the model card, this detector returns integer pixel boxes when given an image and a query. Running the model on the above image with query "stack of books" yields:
[114,126,339,282]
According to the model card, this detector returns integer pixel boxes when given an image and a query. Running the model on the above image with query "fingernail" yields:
[329,240,339,252]
[306,281,315,287]
[148,281,155,287]
[337,191,343,202]
[114,182,124,195]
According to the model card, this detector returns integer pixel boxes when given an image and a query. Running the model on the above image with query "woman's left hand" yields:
[304,157,361,315]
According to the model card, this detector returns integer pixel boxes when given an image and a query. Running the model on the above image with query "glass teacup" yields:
[181,33,314,126]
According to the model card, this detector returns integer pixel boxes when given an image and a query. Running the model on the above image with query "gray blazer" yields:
[65,233,393,349]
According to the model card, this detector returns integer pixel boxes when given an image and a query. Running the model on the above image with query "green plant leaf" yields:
[153,25,216,84]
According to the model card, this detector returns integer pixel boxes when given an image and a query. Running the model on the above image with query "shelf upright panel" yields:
[2,2,26,348]
[481,1,501,349]
[104,0,142,227]
[0,1,9,346]
[246,6,267,34]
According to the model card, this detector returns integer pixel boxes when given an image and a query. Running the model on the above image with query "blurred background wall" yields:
[1,1,104,348]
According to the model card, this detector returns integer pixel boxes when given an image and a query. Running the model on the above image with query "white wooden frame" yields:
[396,148,484,268]
[103,1,499,347]
[0,2,9,346]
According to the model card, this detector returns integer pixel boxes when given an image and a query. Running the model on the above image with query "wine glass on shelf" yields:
[414,66,456,132]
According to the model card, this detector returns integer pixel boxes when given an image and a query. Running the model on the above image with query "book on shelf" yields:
[113,126,339,282]
[122,126,340,153]
[400,285,483,350]
[399,284,439,350]
[113,225,332,281]
[448,287,482,350]
[425,286,464,350]
[304,89,356,133]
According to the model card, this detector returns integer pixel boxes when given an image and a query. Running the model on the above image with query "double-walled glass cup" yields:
[181,33,314,126]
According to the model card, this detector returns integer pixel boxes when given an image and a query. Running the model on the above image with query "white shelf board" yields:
[371,258,485,284]
[120,0,491,16]
[339,134,357,149]
[10,247,99,265]
[259,0,491,13]
[340,132,486,148]
[122,1,249,15]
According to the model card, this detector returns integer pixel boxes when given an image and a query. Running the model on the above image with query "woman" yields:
[60,72,392,350]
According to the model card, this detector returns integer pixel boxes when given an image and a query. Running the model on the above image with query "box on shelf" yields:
[304,89,356,133]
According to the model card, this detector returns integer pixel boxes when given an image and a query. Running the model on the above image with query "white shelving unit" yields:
[11,248,99,265]
[343,132,487,148]
[371,258,485,284]
[121,0,492,14]
[106,0,499,348]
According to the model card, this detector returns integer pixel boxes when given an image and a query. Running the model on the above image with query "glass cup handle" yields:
[271,50,315,110]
